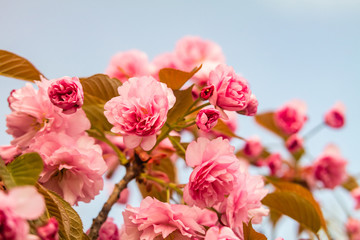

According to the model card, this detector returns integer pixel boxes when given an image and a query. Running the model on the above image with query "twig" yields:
[88,155,144,240]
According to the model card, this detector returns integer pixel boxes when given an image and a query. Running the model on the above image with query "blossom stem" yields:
[88,155,144,240]
[140,173,183,196]
[303,123,325,140]
[101,135,128,165]
[168,135,186,156]
[185,97,201,114]
[187,102,211,115]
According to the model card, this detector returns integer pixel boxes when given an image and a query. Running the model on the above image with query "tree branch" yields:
[88,154,144,240]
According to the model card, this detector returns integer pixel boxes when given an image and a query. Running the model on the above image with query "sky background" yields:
[1,1,359,239]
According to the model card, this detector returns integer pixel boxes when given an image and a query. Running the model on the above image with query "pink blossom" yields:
[28,132,107,205]
[174,36,225,86]
[274,100,307,135]
[151,52,179,80]
[0,186,45,240]
[199,110,238,140]
[205,226,240,240]
[104,76,176,151]
[118,188,129,204]
[0,145,21,164]
[243,136,263,158]
[208,64,252,113]
[105,50,150,83]
[351,187,360,210]
[219,174,268,237]
[265,153,283,176]
[200,85,215,100]
[324,102,346,129]
[122,196,217,240]
[47,76,84,114]
[312,144,347,189]
[346,218,360,240]
[237,94,258,116]
[196,108,220,132]
[37,217,59,240]
[184,137,242,208]
[98,218,121,240]
[6,80,90,149]
[285,134,303,153]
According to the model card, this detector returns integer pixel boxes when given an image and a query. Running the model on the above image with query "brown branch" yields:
[88,154,144,240]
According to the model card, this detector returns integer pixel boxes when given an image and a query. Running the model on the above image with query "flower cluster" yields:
[0,35,354,240]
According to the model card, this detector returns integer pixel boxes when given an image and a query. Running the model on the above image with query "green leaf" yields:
[80,74,122,132]
[0,50,43,81]
[159,65,201,90]
[262,180,327,234]
[342,175,359,191]
[255,112,288,139]
[37,184,84,240]
[0,153,43,189]
[243,220,267,240]
[138,158,177,202]
[212,119,245,140]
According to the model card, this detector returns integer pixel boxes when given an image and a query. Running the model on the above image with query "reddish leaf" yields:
[159,65,201,90]
[243,220,267,240]
[255,112,288,139]
[342,175,359,191]
[262,180,327,235]
[0,50,43,81]
[138,158,177,202]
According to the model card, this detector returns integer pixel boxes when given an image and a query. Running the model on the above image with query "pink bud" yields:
[200,85,215,100]
[243,136,263,158]
[48,76,84,114]
[237,94,258,116]
[37,217,59,240]
[285,134,303,153]
[324,102,345,129]
[196,108,220,132]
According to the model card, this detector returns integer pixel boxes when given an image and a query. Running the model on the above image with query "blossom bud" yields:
[243,136,263,158]
[48,76,84,114]
[324,102,345,129]
[285,134,303,153]
[196,108,220,132]
[200,85,215,100]
[37,217,59,240]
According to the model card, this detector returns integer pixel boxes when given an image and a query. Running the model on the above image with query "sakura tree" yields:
[0,36,358,240]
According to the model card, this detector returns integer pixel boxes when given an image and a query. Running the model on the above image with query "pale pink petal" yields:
[9,186,45,220]
[140,135,157,151]
[124,135,142,149]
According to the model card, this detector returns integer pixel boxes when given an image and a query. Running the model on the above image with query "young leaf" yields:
[269,209,282,228]
[255,112,288,139]
[166,86,195,125]
[0,50,43,81]
[262,180,327,235]
[159,65,201,90]
[342,175,359,191]
[212,119,245,140]
[243,220,267,240]
[37,184,84,240]
[138,158,177,202]
[80,74,122,132]
[0,153,43,189]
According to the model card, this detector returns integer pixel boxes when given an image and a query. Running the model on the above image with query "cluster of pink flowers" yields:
[0,35,354,240]
[4,76,107,205]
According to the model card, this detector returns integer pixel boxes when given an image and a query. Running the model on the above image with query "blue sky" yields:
[1,0,359,238]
